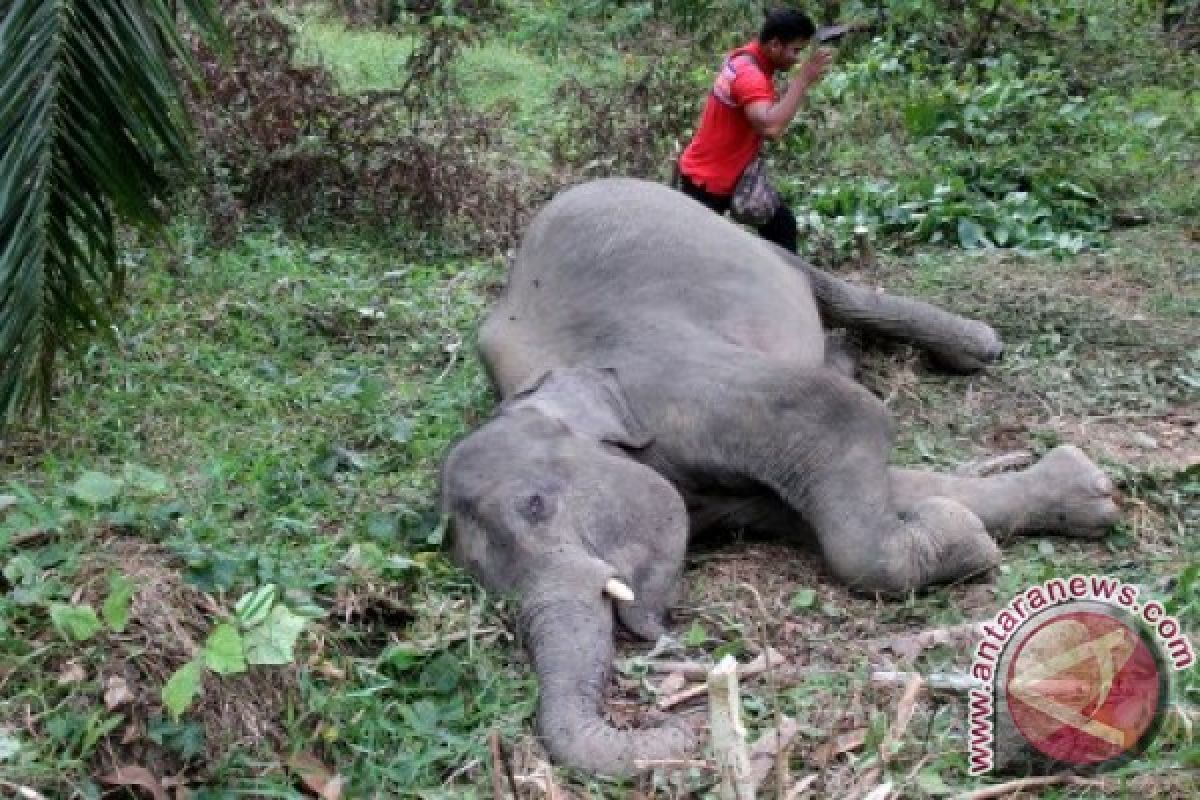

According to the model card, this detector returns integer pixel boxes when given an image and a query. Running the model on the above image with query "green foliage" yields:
[784,38,1196,257]
[49,602,101,641]
[203,623,247,675]
[69,471,123,507]
[0,0,223,426]
[1,2,1196,796]
[101,572,136,632]
[162,660,204,720]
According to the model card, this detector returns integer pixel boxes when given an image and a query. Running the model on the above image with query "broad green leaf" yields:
[244,604,309,666]
[957,218,990,249]
[682,619,708,648]
[123,463,169,494]
[916,768,955,796]
[235,584,278,628]
[203,623,247,675]
[0,731,20,761]
[364,511,397,540]
[70,471,123,506]
[50,603,103,641]
[381,643,425,672]
[102,573,137,632]
[1132,112,1166,129]
[426,514,449,546]
[790,588,818,611]
[162,660,204,720]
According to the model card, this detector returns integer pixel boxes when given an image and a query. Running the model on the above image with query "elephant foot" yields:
[928,321,1005,374]
[839,498,1001,594]
[1025,445,1120,536]
[901,497,1003,586]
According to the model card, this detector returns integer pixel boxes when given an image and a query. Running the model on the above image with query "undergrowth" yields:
[2,0,1197,797]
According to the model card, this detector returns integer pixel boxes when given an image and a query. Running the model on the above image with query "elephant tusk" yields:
[604,577,635,603]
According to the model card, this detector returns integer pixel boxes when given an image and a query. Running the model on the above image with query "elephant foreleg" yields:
[890,446,1120,540]
[717,368,1002,593]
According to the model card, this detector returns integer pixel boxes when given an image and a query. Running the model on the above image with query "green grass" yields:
[2,5,1198,798]
[293,19,417,93]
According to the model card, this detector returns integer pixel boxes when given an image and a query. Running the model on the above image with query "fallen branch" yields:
[861,784,894,800]
[0,779,48,800]
[952,774,1110,800]
[656,648,788,710]
[632,758,715,771]
[488,730,517,800]
[870,670,976,692]
[658,683,709,710]
[785,774,818,799]
[880,673,924,760]
[709,655,753,800]
[644,647,786,680]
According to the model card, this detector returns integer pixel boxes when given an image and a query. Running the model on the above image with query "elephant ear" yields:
[505,366,653,449]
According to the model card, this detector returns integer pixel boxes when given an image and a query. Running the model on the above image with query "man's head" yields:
[758,8,816,70]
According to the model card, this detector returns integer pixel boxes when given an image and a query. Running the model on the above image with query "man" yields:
[678,8,832,253]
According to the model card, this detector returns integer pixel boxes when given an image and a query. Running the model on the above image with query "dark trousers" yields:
[678,173,798,253]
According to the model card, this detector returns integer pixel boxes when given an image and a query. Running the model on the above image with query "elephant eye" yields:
[518,492,552,524]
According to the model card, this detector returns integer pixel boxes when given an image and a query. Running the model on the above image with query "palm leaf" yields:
[0,0,222,424]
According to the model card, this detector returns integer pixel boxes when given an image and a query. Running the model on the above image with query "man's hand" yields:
[745,47,834,139]
[796,47,833,88]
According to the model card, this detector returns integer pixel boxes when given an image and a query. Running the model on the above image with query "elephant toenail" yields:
[1094,475,1114,494]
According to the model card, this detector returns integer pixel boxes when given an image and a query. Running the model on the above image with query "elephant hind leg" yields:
[890,445,1120,540]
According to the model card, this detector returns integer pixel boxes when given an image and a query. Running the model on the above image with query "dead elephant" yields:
[439,178,1120,775]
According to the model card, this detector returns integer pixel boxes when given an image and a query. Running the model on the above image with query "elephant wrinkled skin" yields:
[439,178,1120,775]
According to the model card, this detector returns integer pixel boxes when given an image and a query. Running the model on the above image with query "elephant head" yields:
[440,367,693,774]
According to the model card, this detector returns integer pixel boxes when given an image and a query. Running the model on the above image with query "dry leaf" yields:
[748,716,801,792]
[121,723,143,745]
[56,662,87,686]
[289,752,343,800]
[105,676,135,710]
[316,661,346,681]
[881,674,923,764]
[99,766,167,800]
[658,671,687,695]
[319,776,344,800]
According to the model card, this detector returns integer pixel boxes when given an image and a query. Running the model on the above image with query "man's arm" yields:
[745,49,832,139]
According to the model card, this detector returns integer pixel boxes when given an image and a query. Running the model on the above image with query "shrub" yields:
[186,0,530,251]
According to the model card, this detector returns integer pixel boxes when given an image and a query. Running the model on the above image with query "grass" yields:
[293,18,417,93]
[2,6,1198,799]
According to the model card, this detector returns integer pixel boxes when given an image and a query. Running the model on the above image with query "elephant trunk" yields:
[793,254,1004,372]
[519,587,693,775]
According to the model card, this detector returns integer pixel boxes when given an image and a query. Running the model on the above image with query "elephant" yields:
[439,178,1121,775]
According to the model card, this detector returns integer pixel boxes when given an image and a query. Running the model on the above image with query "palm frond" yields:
[0,0,222,424]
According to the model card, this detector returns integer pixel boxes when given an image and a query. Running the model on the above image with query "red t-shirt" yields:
[679,41,776,196]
